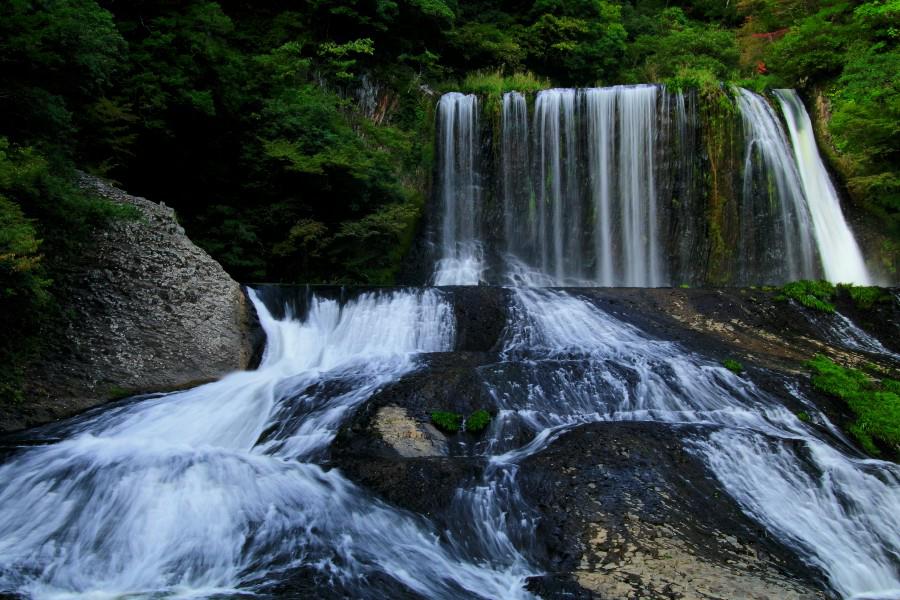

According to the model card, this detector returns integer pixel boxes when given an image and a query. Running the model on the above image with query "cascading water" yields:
[2,286,898,598]
[533,89,580,283]
[497,85,669,286]
[432,85,874,286]
[733,88,818,283]
[501,92,530,262]
[584,87,616,286]
[493,289,900,599]
[435,93,483,285]
[774,89,871,284]
[0,289,536,599]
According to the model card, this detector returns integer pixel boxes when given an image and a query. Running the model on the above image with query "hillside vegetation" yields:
[0,0,897,396]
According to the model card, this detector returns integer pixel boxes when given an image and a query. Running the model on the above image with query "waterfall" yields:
[585,88,616,285]
[533,89,580,283]
[501,92,530,261]
[435,93,483,285]
[0,289,536,599]
[734,88,818,283]
[432,86,876,286]
[496,85,667,286]
[1,287,898,598]
[774,89,871,284]
[502,289,900,599]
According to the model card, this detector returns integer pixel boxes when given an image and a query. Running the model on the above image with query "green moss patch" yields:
[777,280,836,313]
[430,411,462,433]
[807,355,900,456]
[430,409,493,434]
[837,284,891,310]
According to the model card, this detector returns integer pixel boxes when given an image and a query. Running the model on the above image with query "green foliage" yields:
[795,410,811,422]
[446,22,527,70]
[723,359,745,374]
[837,284,891,309]
[807,355,900,455]
[465,409,492,433]
[778,280,836,312]
[457,71,549,96]
[0,0,124,153]
[525,0,627,85]
[0,137,137,402]
[625,8,740,84]
[317,38,376,81]
[430,411,462,433]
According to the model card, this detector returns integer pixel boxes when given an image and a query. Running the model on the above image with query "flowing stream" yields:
[0,290,533,599]
[1,287,898,599]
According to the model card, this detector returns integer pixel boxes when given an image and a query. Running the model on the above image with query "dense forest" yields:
[0,0,898,396]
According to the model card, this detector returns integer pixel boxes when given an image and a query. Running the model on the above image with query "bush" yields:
[723,359,745,374]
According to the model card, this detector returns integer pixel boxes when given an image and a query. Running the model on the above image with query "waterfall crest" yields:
[432,86,874,286]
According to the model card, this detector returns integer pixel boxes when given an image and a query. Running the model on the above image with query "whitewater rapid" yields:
[1,287,897,599]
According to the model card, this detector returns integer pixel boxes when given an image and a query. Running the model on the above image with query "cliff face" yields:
[0,175,256,431]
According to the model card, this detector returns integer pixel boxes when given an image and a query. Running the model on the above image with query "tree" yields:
[525,0,626,85]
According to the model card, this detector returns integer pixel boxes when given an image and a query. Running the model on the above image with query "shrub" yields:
[723,359,744,374]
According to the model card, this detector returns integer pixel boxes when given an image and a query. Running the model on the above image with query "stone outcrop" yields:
[0,175,255,431]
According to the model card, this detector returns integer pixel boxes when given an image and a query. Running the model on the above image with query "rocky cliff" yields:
[0,175,256,431]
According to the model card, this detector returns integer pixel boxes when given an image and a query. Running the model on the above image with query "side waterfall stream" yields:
[1,287,898,599]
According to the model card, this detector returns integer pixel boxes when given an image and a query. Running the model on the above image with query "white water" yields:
[1,286,898,598]
[533,89,580,282]
[735,88,818,282]
[435,93,483,285]
[435,86,870,286]
[0,289,538,599]
[491,289,900,599]
[775,89,871,284]
[496,85,667,286]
